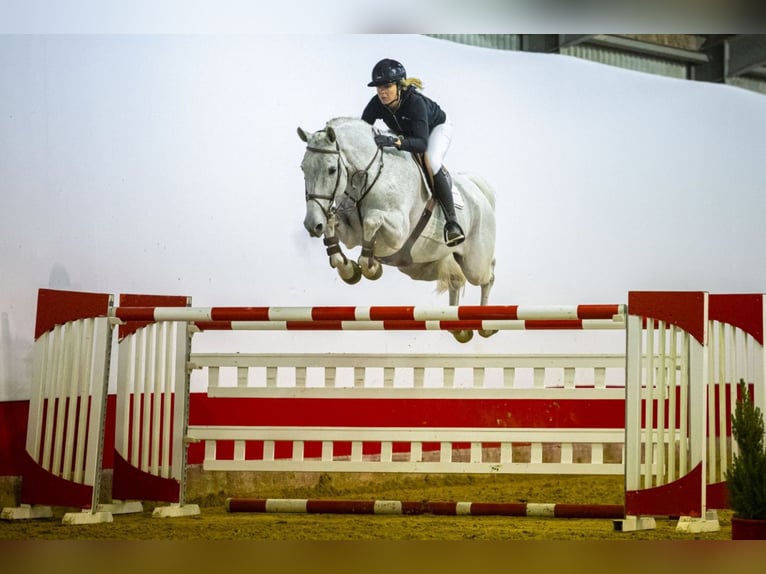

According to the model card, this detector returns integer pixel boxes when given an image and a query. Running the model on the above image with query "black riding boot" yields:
[432,168,465,247]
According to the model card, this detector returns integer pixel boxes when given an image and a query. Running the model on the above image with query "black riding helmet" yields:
[368,58,406,87]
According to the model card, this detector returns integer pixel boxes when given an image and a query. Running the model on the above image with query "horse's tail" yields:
[463,173,496,210]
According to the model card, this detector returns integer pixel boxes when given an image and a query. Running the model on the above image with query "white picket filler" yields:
[1,289,115,524]
[616,291,720,533]
[194,353,626,395]
[704,294,766,513]
[187,427,626,475]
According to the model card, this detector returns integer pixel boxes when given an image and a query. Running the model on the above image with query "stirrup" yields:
[444,222,465,247]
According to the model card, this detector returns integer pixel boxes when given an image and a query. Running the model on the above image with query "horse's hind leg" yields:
[449,284,474,343]
[478,258,497,338]
[479,257,496,306]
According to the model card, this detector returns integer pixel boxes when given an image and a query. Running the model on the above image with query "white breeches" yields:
[426,119,453,175]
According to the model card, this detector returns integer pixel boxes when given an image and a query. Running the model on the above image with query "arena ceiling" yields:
[430,34,766,87]
[547,34,766,83]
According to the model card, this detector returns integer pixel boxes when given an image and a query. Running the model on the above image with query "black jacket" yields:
[361,88,446,154]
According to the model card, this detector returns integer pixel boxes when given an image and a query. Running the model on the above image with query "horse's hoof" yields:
[369,265,383,280]
[479,329,498,339]
[340,262,362,285]
[451,330,474,343]
[361,263,383,281]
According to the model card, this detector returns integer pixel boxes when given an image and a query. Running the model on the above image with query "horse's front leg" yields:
[325,216,361,285]
[358,212,387,280]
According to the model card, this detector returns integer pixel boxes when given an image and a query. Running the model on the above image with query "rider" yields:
[361,58,465,247]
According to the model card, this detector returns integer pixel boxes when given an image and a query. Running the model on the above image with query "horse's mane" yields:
[326,116,365,129]
[323,117,378,155]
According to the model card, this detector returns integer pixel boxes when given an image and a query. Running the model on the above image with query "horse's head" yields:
[297,125,344,237]
[297,118,377,238]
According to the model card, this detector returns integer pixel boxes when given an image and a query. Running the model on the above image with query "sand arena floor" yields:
[1,472,732,541]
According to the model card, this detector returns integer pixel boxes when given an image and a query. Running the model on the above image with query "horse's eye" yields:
[328,167,337,176]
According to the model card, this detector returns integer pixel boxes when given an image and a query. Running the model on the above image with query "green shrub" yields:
[726,379,766,519]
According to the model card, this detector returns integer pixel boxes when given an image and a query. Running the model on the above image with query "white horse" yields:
[298,117,497,342]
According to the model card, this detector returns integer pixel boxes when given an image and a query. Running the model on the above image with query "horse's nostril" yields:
[315,224,324,235]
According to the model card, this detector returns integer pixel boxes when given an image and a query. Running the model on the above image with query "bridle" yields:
[304,131,385,221]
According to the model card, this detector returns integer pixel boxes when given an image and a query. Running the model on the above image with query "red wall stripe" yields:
[186,395,625,428]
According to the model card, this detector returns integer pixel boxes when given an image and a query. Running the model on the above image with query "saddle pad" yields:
[452,186,464,210]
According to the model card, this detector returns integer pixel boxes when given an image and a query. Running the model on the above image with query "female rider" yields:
[361,58,465,247]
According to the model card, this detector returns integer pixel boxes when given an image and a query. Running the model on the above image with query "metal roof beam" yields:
[520,34,560,53]
[699,35,736,50]
[559,35,594,48]
[694,41,726,82]
[520,35,595,53]
[586,34,708,63]
[727,35,766,78]
[746,65,766,79]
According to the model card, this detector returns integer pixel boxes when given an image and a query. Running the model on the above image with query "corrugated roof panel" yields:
[425,34,519,51]
[561,45,688,79]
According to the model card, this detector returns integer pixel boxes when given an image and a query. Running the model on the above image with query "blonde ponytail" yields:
[400,77,424,90]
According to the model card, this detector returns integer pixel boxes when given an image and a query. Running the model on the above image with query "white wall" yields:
[2,34,765,399]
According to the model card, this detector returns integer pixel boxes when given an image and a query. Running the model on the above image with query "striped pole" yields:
[113,304,625,326]
[192,319,625,332]
[226,498,624,519]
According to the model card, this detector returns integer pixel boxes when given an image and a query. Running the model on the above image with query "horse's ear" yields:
[326,127,337,143]
[297,127,309,142]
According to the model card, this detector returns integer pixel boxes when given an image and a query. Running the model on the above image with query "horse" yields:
[297,117,497,343]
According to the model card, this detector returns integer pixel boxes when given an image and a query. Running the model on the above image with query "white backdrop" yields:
[2,34,765,399]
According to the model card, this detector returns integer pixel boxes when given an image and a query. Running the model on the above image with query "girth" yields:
[375,196,437,267]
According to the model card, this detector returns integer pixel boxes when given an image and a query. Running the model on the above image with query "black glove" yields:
[374,134,399,148]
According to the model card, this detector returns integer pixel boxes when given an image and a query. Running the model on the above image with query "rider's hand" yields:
[374,134,399,148]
